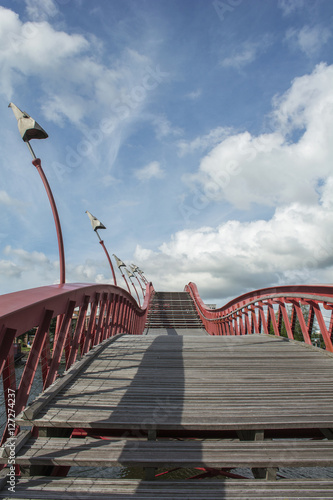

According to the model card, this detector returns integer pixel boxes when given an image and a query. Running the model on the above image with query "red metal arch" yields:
[185,282,333,352]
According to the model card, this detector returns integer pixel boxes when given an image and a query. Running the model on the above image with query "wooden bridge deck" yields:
[2,329,333,498]
[15,331,333,432]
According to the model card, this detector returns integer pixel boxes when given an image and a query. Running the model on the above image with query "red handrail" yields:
[185,282,333,352]
[0,282,154,447]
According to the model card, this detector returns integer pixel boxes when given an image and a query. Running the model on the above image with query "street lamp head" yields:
[8,102,48,142]
[86,211,106,231]
[113,254,126,269]
[125,268,135,279]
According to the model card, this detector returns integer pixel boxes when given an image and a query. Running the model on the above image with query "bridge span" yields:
[0,286,333,498]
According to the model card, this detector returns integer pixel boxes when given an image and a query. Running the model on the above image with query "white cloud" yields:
[152,115,183,140]
[0,246,59,292]
[278,0,305,16]
[186,89,202,100]
[0,247,114,294]
[285,25,332,57]
[135,178,333,302]
[0,260,22,279]
[134,161,165,181]
[0,5,168,178]
[25,0,59,22]
[178,126,234,157]
[220,37,272,69]
[184,63,333,210]
[0,6,163,137]
[0,190,26,209]
[4,245,55,269]
[0,6,88,98]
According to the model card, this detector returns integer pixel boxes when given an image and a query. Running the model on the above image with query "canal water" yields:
[1,360,332,481]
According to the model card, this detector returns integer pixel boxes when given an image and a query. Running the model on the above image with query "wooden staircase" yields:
[145,291,204,329]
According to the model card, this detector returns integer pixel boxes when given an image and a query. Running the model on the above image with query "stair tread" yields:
[3,435,333,468]
[2,477,333,500]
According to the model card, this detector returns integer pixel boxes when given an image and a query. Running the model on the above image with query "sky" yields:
[0,0,333,306]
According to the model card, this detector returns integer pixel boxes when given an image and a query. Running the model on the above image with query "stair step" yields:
[1,477,333,499]
[2,435,333,469]
[145,291,204,330]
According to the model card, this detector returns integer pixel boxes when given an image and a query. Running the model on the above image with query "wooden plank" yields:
[1,478,333,499]
[8,436,333,469]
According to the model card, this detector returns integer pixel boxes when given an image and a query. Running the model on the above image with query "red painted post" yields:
[106,294,116,338]
[312,302,333,352]
[41,329,51,385]
[121,300,127,333]
[32,159,65,285]
[115,298,122,334]
[66,296,90,369]
[102,295,113,341]
[82,294,100,354]
[94,293,108,346]
[267,301,279,336]
[16,309,53,411]
[0,327,17,377]
[280,301,294,340]
[127,303,133,334]
[277,306,283,335]
[44,301,76,388]
[258,303,269,334]
[1,345,16,446]
[307,305,315,338]
[244,309,251,335]
[111,296,120,336]
[120,298,126,334]
[290,303,297,338]
[99,240,117,286]
[293,301,312,345]
[329,309,333,344]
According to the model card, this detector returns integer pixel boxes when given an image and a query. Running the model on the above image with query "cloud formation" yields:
[134,64,333,303]
[25,0,59,22]
[136,180,333,302]
[184,63,333,210]
[220,37,272,70]
[278,0,305,16]
[0,6,88,99]
[134,161,165,181]
[285,25,332,57]
[178,127,233,158]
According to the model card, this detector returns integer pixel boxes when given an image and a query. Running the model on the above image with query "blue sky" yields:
[0,0,333,305]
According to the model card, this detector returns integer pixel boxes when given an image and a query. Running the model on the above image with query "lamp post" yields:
[125,268,141,305]
[113,254,131,294]
[8,102,65,285]
[129,264,145,296]
[132,264,148,284]
[86,211,117,286]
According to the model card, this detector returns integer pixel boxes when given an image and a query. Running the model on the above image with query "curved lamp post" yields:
[8,102,65,284]
[125,267,141,305]
[113,254,131,294]
[86,211,117,286]
[132,264,148,284]
[129,264,145,297]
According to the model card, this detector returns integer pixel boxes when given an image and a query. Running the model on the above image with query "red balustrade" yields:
[185,282,333,352]
[0,282,154,448]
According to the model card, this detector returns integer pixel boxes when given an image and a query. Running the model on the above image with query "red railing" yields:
[185,282,333,352]
[0,282,154,447]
